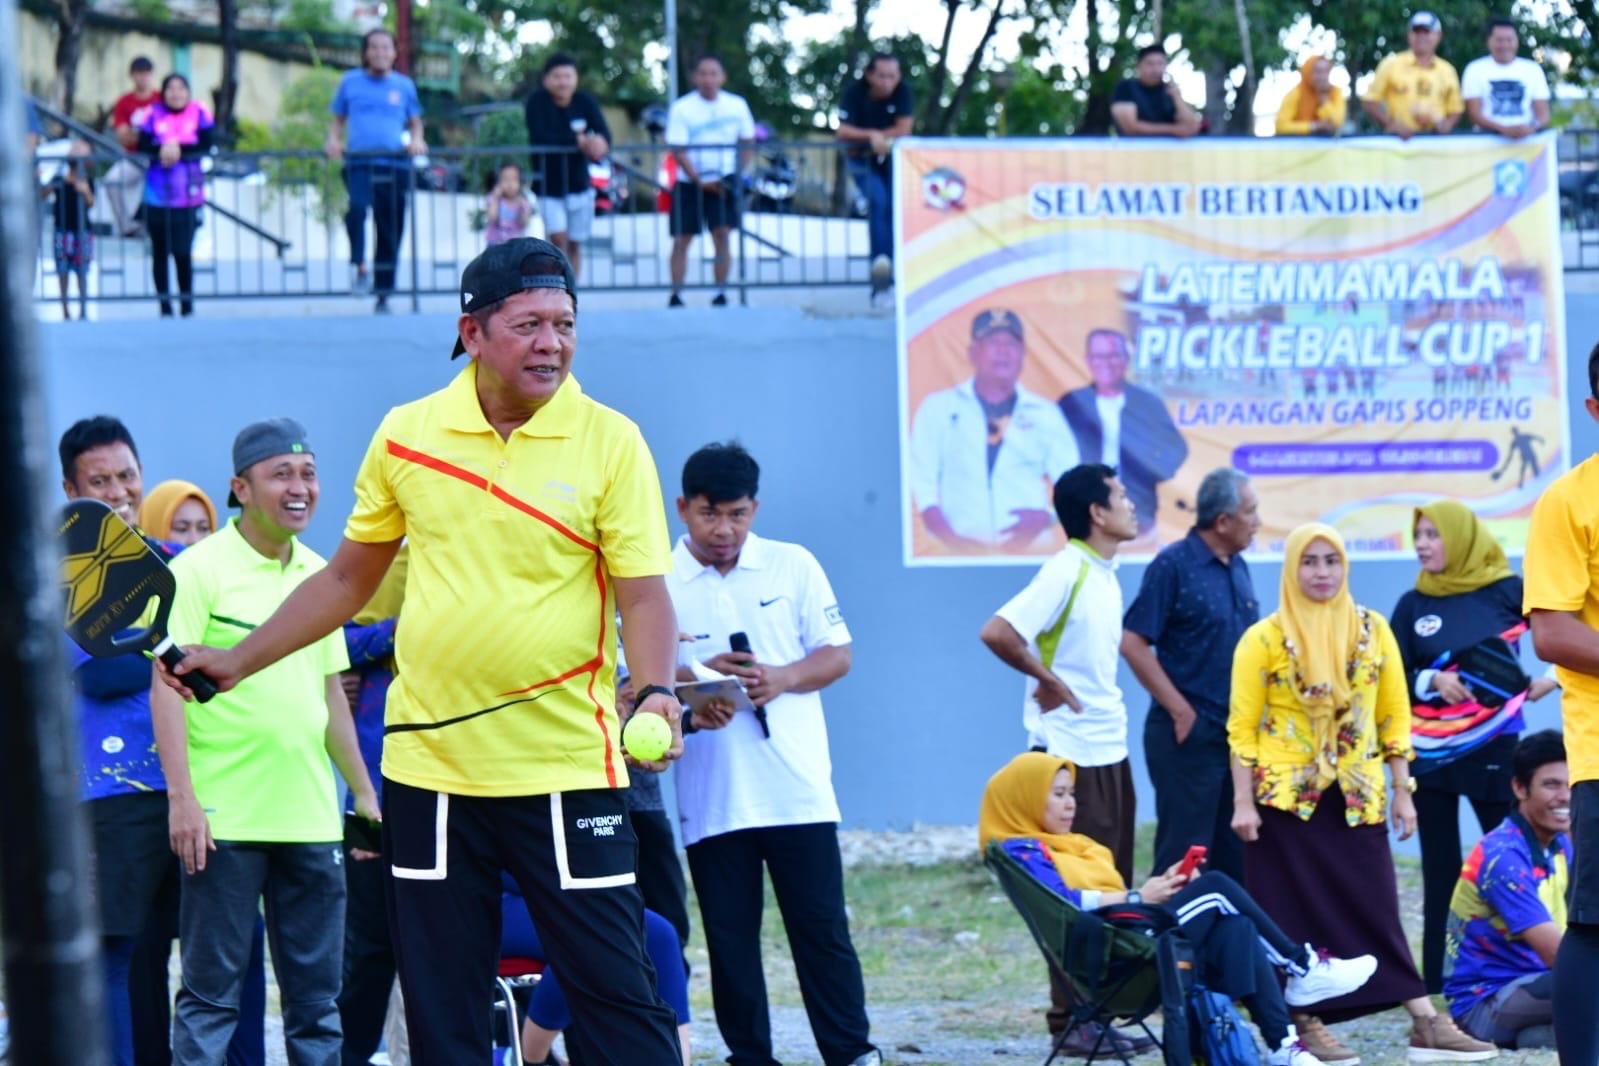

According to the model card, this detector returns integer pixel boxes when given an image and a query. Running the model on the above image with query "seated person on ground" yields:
[500,874,692,1066]
[980,752,1377,1064]
[1444,730,1570,1050]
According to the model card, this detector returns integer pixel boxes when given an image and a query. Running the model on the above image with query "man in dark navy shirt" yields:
[837,53,914,306]
[1111,45,1200,137]
[524,52,612,277]
[1122,467,1260,880]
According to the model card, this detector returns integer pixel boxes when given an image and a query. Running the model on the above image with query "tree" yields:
[51,0,92,114]
[215,0,241,141]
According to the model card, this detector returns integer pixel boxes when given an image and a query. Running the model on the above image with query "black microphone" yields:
[729,631,771,739]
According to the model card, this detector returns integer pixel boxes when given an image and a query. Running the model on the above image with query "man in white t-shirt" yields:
[980,463,1141,879]
[980,462,1145,1053]
[665,442,881,1066]
[665,55,756,308]
[908,309,1080,554]
[1462,19,1550,139]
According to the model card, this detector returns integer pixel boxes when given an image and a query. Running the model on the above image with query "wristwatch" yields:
[1126,890,1143,905]
[1402,777,1418,794]
[634,684,676,707]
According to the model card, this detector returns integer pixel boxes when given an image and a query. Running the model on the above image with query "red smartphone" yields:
[1177,845,1208,879]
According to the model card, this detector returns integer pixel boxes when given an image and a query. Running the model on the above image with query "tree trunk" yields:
[215,0,240,141]
[51,0,91,115]
[1202,63,1227,131]
[1076,0,1113,134]
[1230,0,1254,134]
[938,0,1005,134]
[919,0,960,129]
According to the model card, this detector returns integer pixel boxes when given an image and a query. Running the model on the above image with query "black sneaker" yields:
[374,296,390,314]
[668,293,685,307]
[711,293,728,306]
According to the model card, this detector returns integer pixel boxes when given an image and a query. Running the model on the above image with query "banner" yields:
[896,135,1568,565]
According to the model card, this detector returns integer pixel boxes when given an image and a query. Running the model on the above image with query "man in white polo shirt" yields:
[980,462,1141,878]
[665,441,881,1066]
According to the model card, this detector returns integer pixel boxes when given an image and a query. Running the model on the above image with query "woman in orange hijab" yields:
[138,479,217,546]
[981,752,1375,1064]
[1276,56,1347,135]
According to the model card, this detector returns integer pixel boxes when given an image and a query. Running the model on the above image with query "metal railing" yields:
[26,135,882,312]
[27,129,1599,312]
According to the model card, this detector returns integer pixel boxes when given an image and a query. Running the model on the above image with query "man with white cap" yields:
[1361,11,1465,138]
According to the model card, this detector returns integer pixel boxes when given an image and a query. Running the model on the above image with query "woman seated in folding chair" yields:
[981,752,1377,1064]
[501,874,693,1066]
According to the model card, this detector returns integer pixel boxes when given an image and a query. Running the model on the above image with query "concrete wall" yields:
[38,296,1591,845]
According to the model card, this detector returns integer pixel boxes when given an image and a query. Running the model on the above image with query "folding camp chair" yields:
[492,956,546,1066]
[985,841,1190,1066]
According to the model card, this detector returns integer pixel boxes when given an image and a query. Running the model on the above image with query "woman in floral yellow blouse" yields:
[1228,524,1497,1065]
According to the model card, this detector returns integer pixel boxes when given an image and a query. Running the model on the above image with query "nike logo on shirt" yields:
[760,597,784,607]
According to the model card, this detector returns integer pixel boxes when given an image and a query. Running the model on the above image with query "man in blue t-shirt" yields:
[327,28,425,312]
[1444,730,1570,1049]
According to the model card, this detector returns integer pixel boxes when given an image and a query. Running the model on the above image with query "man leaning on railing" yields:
[326,28,426,314]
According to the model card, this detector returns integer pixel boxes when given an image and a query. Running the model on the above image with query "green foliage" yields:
[469,106,533,196]
[126,0,172,21]
[246,68,346,227]
[280,0,349,35]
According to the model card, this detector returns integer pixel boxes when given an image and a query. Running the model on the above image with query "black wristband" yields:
[634,684,676,707]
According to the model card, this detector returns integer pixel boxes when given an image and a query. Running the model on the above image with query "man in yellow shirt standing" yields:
[161,238,685,1064]
[1524,344,1599,1065]
[1360,11,1464,138]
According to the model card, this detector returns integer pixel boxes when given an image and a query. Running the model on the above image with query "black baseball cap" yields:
[227,417,313,507]
[451,237,578,358]
[972,308,1024,341]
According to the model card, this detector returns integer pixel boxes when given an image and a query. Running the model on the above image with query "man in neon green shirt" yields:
[150,418,376,1065]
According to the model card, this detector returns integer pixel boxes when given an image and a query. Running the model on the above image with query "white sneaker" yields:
[870,287,894,309]
[1284,948,1378,1007]
[1269,1034,1322,1066]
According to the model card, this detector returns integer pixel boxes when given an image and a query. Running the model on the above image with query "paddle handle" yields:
[157,642,218,704]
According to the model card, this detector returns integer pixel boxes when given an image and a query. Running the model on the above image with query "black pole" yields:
[0,0,109,1060]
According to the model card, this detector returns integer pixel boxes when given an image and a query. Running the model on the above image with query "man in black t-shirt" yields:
[524,52,612,276]
[1110,45,1200,137]
[837,53,914,306]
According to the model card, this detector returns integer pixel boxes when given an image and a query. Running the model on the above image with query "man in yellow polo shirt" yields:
[149,418,376,1064]
[1360,11,1464,137]
[162,238,684,1064]
[1524,342,1599,1063]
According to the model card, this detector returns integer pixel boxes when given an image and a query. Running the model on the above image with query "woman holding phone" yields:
[1390,500,1558,994]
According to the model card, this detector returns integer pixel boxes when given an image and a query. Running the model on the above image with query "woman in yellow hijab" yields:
[138,479,217,546]
[1228,524,1494,1059]
[1391,500,1558,994]
[981,752,1374,1063]
[1275,56,1347,136]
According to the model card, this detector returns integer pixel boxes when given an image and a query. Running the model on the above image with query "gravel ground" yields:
[239,824,1558,1066]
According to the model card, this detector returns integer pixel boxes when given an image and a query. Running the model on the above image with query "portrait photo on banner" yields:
[894,136,1569,566]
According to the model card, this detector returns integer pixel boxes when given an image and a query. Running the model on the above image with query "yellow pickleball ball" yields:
[623,712,673,761]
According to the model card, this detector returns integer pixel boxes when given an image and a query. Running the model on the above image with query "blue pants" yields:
[342,163,411,297]
[848,159,893,265]
[500,896,690,1029]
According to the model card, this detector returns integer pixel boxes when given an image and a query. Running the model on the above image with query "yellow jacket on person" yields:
[1228,607,1414,827]
[1275,86,1347,135]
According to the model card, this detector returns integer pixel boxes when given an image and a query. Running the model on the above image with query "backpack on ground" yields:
[1189,985,1262,1065]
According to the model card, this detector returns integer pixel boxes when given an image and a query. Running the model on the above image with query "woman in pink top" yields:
[138,73,214,317]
